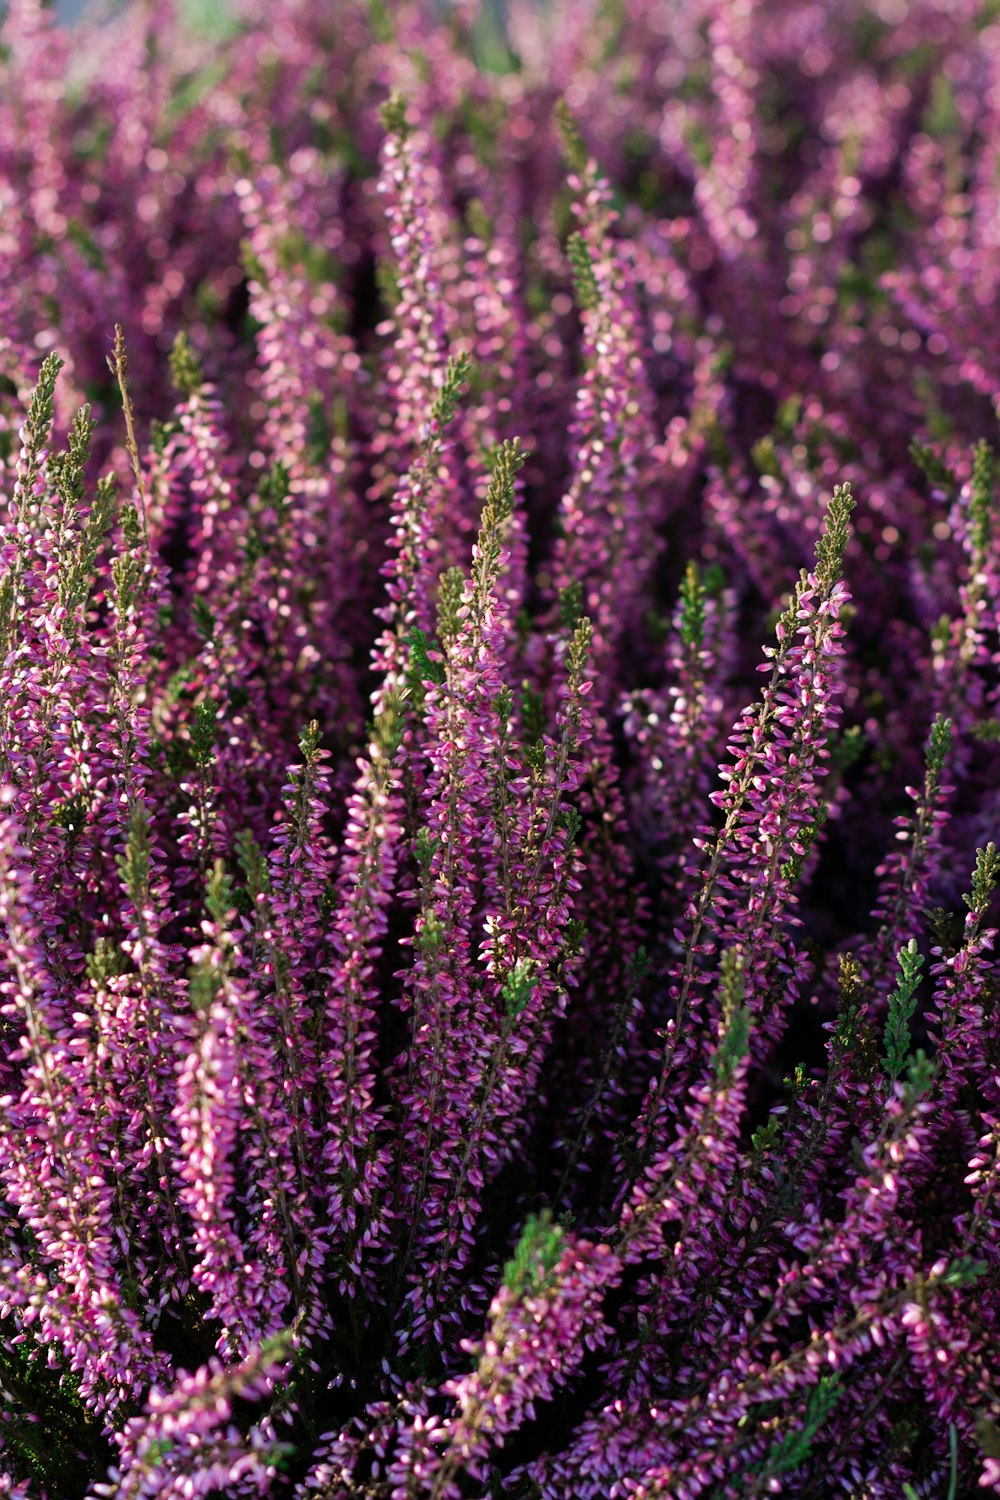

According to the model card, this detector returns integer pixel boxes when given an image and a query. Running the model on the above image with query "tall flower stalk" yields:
[0,6,998,1496]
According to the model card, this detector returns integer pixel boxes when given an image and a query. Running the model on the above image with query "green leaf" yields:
[757,1377,842,1479]
[715,950,751,1083]
[559,580,583,632]
[205,859,234,927]
[679,561,706,650]
[503,1210,564,1297]
[502,958,537,1018]
[436,566,466,645]
[970,439,994,562]
[925,713,952,775]
[432,352,472,429]
[882,939,925,1082]
[191,698,219,766]
[963,841,1000,916]
[567,231,600,313]
[169,330,204,397]
[191,595,215,642]
[118,803,152,907]
[813,481,855,592]
[554,99,588,175]
[379,90,409,137]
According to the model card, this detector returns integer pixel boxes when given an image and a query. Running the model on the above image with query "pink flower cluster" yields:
[0,0,998,1495]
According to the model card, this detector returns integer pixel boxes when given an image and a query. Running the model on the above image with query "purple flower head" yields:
[0,6,998,1496]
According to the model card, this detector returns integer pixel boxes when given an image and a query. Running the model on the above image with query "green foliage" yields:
[191,594,215,642]
[205,858,235,927]
[904,1049,935,1101]
[925,712,953,775]
[567,231,600,313]
[47,399,104,615]
[298,718,323,762]
[432,351,473,428]
[830,724,866,774]
[715,950,751,1084]
[562,916,587,958]
[118,802,152,908]
[882,938,925,1082]
[494,683,514,727]
[18,352,63,509]
[751,1117,782,1158]
[0,1327,109,1490]
[780,805,828,884]
[50,403,95,524]
[77,472,118,595]
[120,500,145,550]
[235,828,271,905]
[454,437,530,640]
[502,957,537,1018]
[813,480,855,591]
[678,561,706,650]
[306,390,333,465]
[375,257,401,315]
[566,616,593,691]
[936,1256,987,1289]
[481,437,527,533]
[418,911,444,957]
[559,579,583,632]
[503,1209,565,1297]
[833,953,864,1051]
[975,1411,1000,1460]
[145,1436,175,1464]
[259,458,292,509]
[910,438,957,496]
[464,0,517,74]
[189,960,220,1014]
[405,627,446,710]
[554,98,588,175]
[372,691,406,757]
[518,681,546,747]
[926,904,965,957]
[751,433,780,478]
[85,936,130,986]
[436,565,466,644]
[963,841,1000,915]
[755,1377,842,1483]
[683,117,713,170]
[111,550,143,617]
[714,1007,751,1085]
[379,90,409,137]
[169,329,204,396]
[837,951,862,1000]
[191,697,219,766]
[558,804,583,845]
[50,791,89,840]
[415,827,438,871]
[784,1062,811,1097]
[970,439,994,562]
[526,739,548,775]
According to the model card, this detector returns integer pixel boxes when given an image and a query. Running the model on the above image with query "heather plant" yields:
[1,0,1000,1495]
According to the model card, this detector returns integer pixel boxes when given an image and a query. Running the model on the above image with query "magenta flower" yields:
[0,4,999,1495]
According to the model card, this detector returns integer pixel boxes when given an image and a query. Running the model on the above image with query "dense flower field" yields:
[1,0,999,1494]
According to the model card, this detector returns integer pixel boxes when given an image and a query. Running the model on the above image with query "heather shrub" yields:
[1,0,999,1495]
